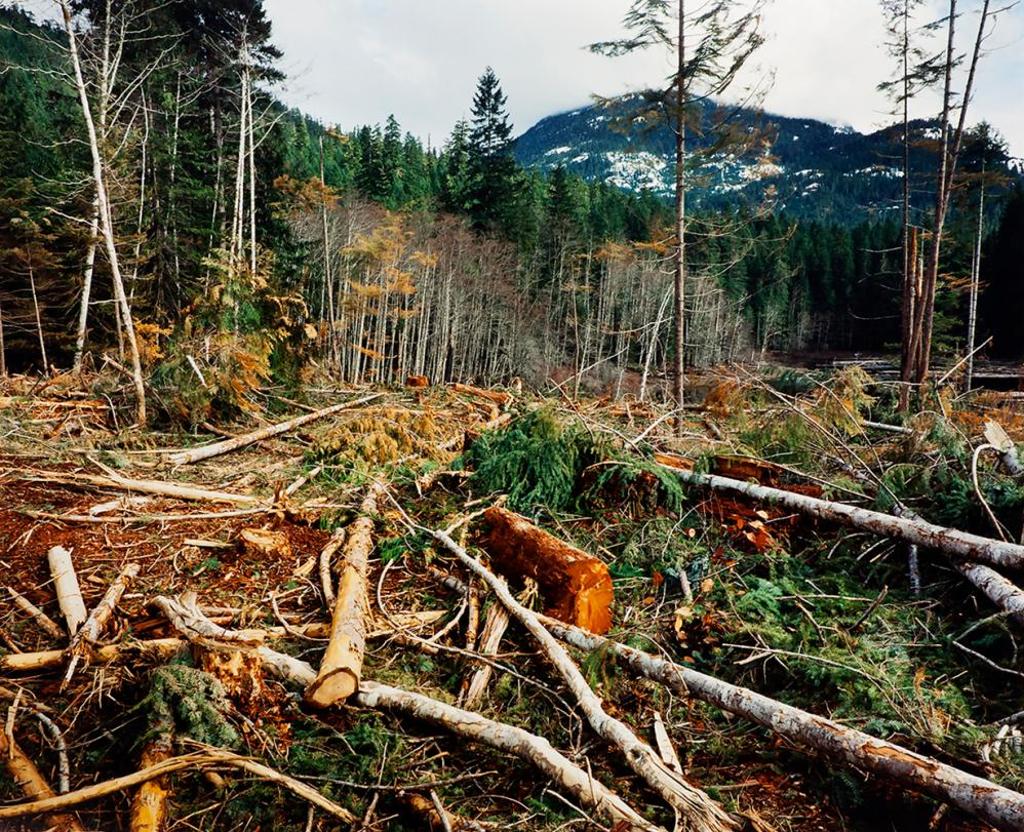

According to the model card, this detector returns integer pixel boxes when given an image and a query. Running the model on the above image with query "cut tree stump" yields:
[479,507,613,634]
[305,481,385,707]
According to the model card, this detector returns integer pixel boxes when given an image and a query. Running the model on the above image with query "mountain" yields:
[515,94,1014,223]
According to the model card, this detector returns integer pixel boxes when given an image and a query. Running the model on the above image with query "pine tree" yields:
[467,67,519,233]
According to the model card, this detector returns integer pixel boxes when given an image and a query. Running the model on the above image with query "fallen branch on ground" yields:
[0,726,84,831]
[166,392,383,465]
[63,562,140,687]
[0,748,358,824]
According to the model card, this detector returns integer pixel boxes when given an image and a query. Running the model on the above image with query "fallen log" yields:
[669,468,1024,621]
[1,638,186,673]
[450,383,512,407]
[47,546,87,636]
[130,735,173,832]
[670,469,1024,571]
[306,481,385,707]
[0,728,84,831]
[433,527,734,832]
[358,680,659,832]
[539,615,1024,832]
[55,470,261,506]
[63,562,140,687]
[166,392,383,465]
[479,507,613,634]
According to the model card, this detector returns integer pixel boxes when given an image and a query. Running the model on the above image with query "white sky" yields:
[265,0,1024,156]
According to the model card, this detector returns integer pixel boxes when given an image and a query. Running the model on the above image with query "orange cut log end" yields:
[480,507,614,634]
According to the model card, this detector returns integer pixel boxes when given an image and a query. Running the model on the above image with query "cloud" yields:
[267,0,1024,155]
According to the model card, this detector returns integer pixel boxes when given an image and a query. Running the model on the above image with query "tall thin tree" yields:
[591,0,766,428]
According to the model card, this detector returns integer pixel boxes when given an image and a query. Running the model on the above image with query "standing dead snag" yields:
[433,527,735,832]
[540,615,1024,832]
[479,507,614,634]
[306,481,385,707]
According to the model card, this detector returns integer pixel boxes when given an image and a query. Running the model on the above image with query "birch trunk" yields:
[59,0,147,423]
[540,616,1024,832]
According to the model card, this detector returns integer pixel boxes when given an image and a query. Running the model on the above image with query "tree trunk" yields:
[673,0,688,431]
[305,481,384,706]
[0,729,84,832]
[966,164,985,392]
[59,0,147,423]
[539,615,1024,832]
[480,507,613,634]
[165,392,382,465]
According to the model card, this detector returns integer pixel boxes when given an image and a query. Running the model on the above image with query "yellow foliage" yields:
[315,407,441,465]
[134,322,171,368]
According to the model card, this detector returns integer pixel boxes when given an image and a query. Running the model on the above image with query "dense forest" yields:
[0,1,1020,425]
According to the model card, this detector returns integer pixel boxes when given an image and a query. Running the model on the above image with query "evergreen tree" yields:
[467,67,519,233]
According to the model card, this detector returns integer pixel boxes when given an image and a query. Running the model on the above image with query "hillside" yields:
[516,94,1017,222]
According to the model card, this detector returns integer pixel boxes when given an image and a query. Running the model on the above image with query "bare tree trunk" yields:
[673,0,688,432]
[540,616,1024,832]
[28,257,47,371]
[966,163,985,392]
[73,203,99,371]
[60,0,147,423]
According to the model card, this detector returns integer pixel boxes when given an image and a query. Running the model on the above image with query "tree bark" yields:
[480,507,613,634]
[305,481,384,707]
[670,468,1024,572]
[539,615,1024,832]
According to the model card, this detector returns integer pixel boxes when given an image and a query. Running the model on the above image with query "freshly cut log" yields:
[306,481,385,707]
[166,392,382,465]
[539,615,1024,832]
[63,562,140,687]
[47,546,87,636]
[64,471,260,505]
[0,728,84,832]
[434,527,734,832]
[253,648,659,831]
[450,383,511,406]
[130,735,173,832]
[671,469,1024,570]
[479,507,613,634]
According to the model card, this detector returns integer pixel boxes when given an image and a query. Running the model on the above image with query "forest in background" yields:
[0,1,1021,428]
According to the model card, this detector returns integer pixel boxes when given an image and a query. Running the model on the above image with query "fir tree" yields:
[467,67,519,233]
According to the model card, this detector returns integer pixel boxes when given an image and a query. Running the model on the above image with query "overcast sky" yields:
[265,0,1024,156]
